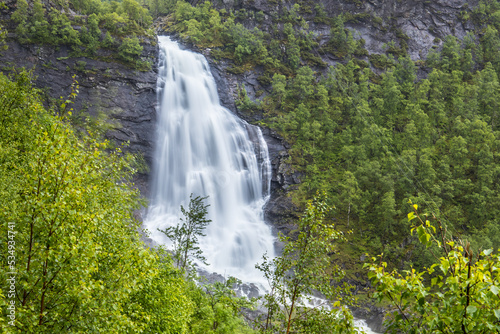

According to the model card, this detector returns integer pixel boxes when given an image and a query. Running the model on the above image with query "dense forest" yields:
[2,0,500,332]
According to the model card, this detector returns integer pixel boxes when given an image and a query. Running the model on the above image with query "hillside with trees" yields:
[2,0,500,332]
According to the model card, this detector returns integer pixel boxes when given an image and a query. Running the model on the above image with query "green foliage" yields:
[147,0,178,17]
[31,0,50,42]
[0,70,147,332]
[257,26,500,273]
[80,13,101,54]
[236,84,261,112]
[366,203,500,333]
[9,0,151,66]
[48,9,81,48]
[103,31,116,48]
[256,194,358,334]
[159,194,211,273]
[118,36,144,64]
[368,53,394,69]
[0,24,7,55]
[189,277,256,334]
[124,248,195,334]
[121,0,152,27]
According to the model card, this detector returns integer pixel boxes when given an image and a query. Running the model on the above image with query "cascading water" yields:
[144,36,275,283]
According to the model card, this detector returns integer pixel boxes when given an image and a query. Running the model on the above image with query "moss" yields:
[372,15,383,26]
[210,48,233,60]
[344,12,373,24]
[395,28,410,41]
[354,47,369,57]
[227,63,254,75]
[74,60,87,72]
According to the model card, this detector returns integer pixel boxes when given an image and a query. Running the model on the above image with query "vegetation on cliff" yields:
[8,0,153,68]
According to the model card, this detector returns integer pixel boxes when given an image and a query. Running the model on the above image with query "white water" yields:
[145,36,275,283]
[354,320,378,334]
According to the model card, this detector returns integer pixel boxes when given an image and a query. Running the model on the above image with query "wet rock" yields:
[352,304,387,333]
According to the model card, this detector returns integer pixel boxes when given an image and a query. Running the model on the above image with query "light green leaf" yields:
[466,305,477,314]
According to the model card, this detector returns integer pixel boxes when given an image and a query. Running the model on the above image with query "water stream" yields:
[144,36,275,283]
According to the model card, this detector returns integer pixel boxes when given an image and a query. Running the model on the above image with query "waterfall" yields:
[144,36,275,283]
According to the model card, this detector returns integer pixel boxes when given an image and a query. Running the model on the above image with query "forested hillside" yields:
[2,0,500,332]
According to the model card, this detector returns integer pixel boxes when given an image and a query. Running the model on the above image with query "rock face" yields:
[211,0,478,62]
[0,40,158,196]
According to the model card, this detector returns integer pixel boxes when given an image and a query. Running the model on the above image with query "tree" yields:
[159,194,211,273]
[11,0,29,43]
[103,31,116,48]
[0,23,7,55]
[271,73,287,107]
[118,36,143,64]
[31,0,49,42]
[366,202,500,333]
[477,62,500,128]
[49,9,81,47]
[189,277,256,334]
[123,248,195,334]
[0,71,158,332]
[482,25,500,72]
[255,194,358,334]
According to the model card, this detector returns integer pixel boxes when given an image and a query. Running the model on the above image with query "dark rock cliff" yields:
[212,0,478,59]
[0,39,158,196]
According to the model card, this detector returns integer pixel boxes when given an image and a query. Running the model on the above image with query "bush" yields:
[118,36,143,64]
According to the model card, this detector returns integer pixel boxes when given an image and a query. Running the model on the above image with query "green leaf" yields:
[494,309,500,319]
[483,249,493,256]
[491,285,499,295]
[466,305,477,314]
[408,211,415,221]
[417,225,425,238]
